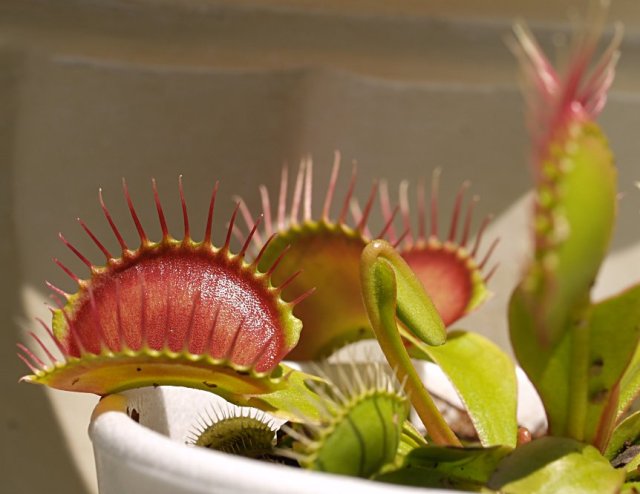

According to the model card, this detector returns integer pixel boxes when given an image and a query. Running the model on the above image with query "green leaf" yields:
[405,445,512,485]
[619,345,640,419]
[509,287,573,436]
[405,329,518,448]
[488,437,625,494]
[375,465,489,492]
[585,283,640,448]
[509,283,640,445]
[604,411,640,461]
[376,445,508,492]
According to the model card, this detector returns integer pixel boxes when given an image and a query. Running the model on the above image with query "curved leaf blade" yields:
[586,283,640,448]
[488,437,624,494]
[406,329,518,448]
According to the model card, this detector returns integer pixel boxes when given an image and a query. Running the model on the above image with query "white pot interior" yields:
[89,361,545,494]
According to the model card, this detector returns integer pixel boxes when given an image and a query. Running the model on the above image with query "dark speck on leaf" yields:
[203,381,218,388]
[590,388,608,404]
[589,358,604,377]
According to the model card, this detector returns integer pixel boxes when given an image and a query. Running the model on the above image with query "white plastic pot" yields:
[89,362,545,494]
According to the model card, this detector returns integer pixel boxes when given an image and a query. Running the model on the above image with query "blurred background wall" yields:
[2,1,640,492]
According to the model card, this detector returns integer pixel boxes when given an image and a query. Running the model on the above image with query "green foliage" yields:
[406,329,518,448]
[376,445,511,490]
[488,437,624,494]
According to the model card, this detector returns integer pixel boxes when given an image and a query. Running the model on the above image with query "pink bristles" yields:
[290,160,306,225]
[236,197,264,249]
[99,188,128,251]
[78,218,112,261]
[17,351,39,374]
[399,181,412,246]
[45,280,69,300]
[349,199,372,239]
[510,5,623,166]
[322,151,341,220]
[36,317,67,360]
[87,284,109,352]
[178,176,191,241]
[430,168,441,238]
[304,157,313,222]
[17,342,45,369]
[28,331,57,366]
[376,205,399,240]
[379,180,398,243]
[48,293,66,310]
[265,244,291,277]
[152,179,170,240]
[393,227,411,249]
[122,179,149,245]
[230,224,248,250]
[471,215,493,257]
[277,166,289,232]
[460,195,480,248]
[417,178,427,241]
[223,203,241,252]
[252,233,277,269]
[53,258,80,284]
[203,181,220,246]
[357,181,378,234]
[58,233,92,270]
[448,181,471,243]
[478,238,500,270]
[239,215,264,259]
[277,269,303,293]
[484,263,500,283]
[259,185,272,238]
[52,306,86,355]
[289,287,316,307]
[338,163,357,225]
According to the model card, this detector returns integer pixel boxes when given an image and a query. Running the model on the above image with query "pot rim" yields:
[89,393,453,494]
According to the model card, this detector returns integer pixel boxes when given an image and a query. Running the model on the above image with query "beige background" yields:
[2,1,640,493]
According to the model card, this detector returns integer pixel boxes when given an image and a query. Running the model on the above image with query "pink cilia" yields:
[18,178,309,396]
[378,170,498,326]
[236,153,497,359]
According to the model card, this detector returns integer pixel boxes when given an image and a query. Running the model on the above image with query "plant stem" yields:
[360,243,460,446]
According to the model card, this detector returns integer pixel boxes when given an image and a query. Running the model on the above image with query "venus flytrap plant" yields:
[16,2,640,493]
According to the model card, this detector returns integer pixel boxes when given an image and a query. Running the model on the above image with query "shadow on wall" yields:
[0,51,90,494]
